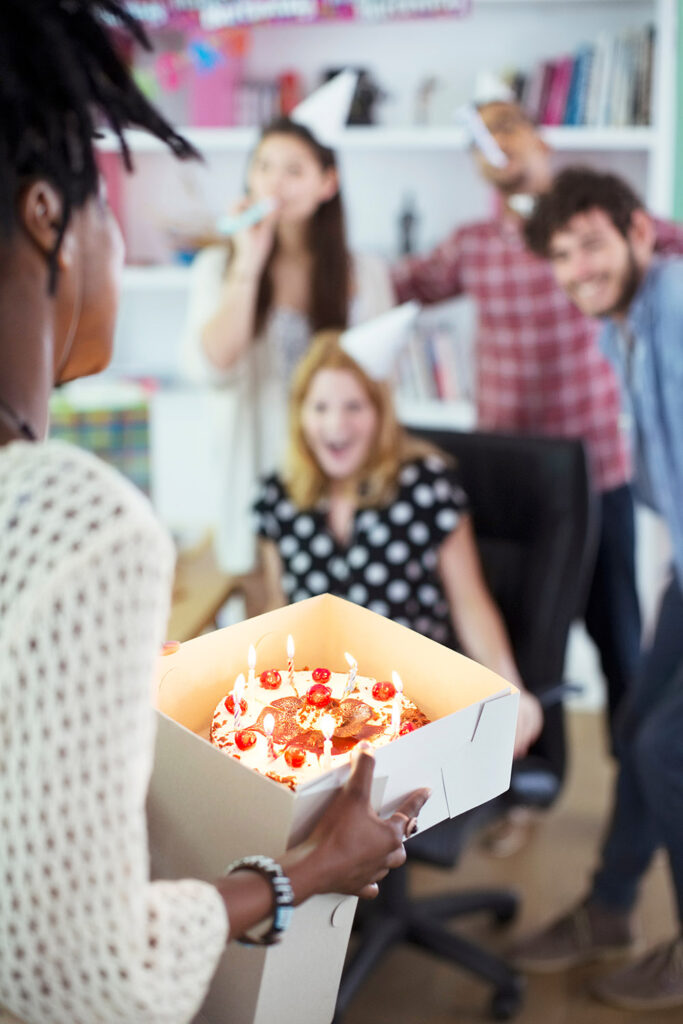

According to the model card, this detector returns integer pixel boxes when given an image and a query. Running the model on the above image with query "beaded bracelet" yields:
[225,854,295,946]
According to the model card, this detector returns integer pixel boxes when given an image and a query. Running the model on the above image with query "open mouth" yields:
[324,439,354,457]
[573,278,609,303]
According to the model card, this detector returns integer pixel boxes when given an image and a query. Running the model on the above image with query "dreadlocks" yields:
[0,0,199,284]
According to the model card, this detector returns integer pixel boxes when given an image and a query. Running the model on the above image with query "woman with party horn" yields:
[181,72,394,574]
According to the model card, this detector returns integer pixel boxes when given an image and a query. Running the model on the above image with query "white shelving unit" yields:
[101,123,659,155]
[109,0,676,422]
[122,264,191,289]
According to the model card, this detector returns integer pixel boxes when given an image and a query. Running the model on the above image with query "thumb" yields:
[392,786,431,823]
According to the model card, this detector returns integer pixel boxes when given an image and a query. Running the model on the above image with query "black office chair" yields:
[334,429,597,1022]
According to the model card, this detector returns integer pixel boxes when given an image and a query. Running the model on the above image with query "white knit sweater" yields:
[0,440,228,1024]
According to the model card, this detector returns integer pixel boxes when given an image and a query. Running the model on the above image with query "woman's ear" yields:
[320,167,340,203]
[17,180,70,260]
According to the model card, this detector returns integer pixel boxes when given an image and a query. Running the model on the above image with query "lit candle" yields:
[391,671,403,736]
[264,713,276,760]
[343,651,358,699]
[247,644,256,686]
[232,673,245,732]
[321,714,335,771]
[287,634,298,695]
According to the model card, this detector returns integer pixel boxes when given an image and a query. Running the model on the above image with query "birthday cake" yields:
[210,665,430,790]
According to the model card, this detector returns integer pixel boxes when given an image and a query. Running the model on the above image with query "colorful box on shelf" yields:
[48,380,151,495]
[147,594,519,1024]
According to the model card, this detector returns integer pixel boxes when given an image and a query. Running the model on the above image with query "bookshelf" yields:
[108,0,676,406]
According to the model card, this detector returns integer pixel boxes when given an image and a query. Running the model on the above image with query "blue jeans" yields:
[584,484,641,741]
[592,573,683,923]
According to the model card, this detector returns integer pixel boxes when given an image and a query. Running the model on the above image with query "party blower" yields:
[215,196,277,237]
[455,104,509,168]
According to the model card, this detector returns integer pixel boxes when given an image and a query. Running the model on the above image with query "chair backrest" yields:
[411,428,597,785]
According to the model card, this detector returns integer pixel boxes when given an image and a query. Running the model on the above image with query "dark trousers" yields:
[592,574,683,923]
[584,484,641,739]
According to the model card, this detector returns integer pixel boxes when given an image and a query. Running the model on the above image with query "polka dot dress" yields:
[254,455,468,646]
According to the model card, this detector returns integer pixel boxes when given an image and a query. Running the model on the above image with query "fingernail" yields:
[353,741,374,766]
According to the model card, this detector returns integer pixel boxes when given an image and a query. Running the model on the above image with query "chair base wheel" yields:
[494,903,518,926]
[490,981,524,1020]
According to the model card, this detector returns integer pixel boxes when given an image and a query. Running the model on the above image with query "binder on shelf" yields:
[585,36,606,127]
[562,56,582,127]
[432,326,460,402]
[515,24,654,130]
[543,58,573,127]
[394,318,473,408]
[595,34,615,128]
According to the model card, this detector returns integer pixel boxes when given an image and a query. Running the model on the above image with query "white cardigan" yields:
[0,440,228,1024]
[180,247,396,574]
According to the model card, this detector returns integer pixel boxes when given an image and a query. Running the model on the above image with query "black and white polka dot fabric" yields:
[253,455,469,646]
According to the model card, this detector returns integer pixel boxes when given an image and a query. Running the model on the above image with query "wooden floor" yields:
[344,711,679,1024]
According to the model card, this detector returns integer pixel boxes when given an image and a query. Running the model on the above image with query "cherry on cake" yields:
[210,666,429,789]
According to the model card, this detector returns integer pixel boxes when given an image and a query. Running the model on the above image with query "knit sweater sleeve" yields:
[0,441,228,1024]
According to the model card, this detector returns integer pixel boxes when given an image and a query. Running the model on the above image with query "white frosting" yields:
[210,669,426,787]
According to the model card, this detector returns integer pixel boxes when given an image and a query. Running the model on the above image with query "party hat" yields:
[340,302,420,381]
[291,69,358,147]
[472,70,515,106]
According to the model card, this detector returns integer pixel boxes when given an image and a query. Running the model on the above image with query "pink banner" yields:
[125,1,471,29]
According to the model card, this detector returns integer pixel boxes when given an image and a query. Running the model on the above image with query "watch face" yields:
[273,904,294,934]
[227,854,293,945]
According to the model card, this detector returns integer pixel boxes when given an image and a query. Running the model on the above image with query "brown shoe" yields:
[480,807,539,858]
[511,900,639,972]
[592,935,683,1010]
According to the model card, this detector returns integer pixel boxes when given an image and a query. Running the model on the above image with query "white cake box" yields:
[147,594,519,1024]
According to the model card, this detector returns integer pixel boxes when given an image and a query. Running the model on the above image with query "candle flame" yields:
[233,673,245,699]
[248,644,256,669]
[321,714,335,740]
[344,651,357,667]
[264,713,274,736]
[287,634,295,658]
[392,670,403,693]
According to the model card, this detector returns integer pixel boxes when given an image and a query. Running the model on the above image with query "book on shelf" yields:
[544,57,574,127]
[510,23,654,128]
[394,321,473,405]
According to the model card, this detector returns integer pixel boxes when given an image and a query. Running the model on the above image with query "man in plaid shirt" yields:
[392,100,683,743]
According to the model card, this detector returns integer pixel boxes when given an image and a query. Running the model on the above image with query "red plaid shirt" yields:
[392,216,683,492]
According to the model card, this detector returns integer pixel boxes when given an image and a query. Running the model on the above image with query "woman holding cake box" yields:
[0,5,430,1024]
[253,305,543,759]
[180,71,395,574]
